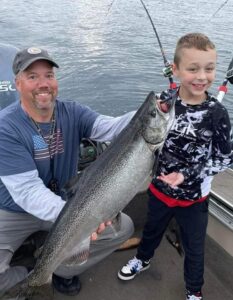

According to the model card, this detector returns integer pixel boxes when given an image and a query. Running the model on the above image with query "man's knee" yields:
[120,213,134,240]
[0,249,13,274]
[95,213,134,246]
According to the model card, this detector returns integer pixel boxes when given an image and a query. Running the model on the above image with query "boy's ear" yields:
[172,63,178,76]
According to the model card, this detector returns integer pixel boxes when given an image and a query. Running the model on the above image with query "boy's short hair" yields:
[174,33,216,66]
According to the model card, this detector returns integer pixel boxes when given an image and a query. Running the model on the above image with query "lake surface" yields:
[0,0,233,121]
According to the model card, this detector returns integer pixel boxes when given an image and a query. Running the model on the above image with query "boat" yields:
[0,43,19,109]
[208,169,233,257]
[0,44,232,300]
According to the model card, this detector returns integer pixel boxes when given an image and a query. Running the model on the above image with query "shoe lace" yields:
[127,257,142,270]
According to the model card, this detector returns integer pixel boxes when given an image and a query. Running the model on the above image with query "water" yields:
[0,0,233,121]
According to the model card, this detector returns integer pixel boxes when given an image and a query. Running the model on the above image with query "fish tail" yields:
[0,276,31,299]
[0,272,53,300]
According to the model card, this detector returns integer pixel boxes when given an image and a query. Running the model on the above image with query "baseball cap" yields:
[12,47,59,75]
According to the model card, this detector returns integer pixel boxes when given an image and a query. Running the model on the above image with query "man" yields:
[0,47,134,297]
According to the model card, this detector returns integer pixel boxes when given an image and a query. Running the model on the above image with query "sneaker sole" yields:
[117,264,150,281]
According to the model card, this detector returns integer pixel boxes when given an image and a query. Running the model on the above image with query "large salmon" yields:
[1,90,176,299]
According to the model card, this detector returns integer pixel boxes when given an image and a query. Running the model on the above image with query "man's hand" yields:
[91,221,112,241]
[157,172,184,188]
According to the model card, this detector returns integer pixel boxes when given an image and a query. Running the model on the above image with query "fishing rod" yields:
[106,0,117,17]
[139,0,177,90]
[216,56,233,102]
[210,0,229,19]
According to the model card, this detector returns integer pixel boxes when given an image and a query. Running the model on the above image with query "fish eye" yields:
[150,109,156,117]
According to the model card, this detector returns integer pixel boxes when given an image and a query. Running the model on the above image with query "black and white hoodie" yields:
[150,90,232,205]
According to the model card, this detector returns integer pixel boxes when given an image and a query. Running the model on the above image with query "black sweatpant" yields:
[137,190,208,292]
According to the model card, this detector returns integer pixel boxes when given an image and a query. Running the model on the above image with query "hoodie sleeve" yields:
[181,104,232,180]
[207,105,232,175]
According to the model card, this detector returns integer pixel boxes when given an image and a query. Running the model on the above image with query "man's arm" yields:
[1,169,65,222]
[90,111,135,142]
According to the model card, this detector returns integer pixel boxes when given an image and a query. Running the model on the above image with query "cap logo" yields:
[27,47,42,55]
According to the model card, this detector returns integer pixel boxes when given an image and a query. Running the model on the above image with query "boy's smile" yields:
[173,47,217,104]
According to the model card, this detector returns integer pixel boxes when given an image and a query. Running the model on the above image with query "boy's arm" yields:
[196,107,232,178]
[208,110,232,175]
[178,106,232,181]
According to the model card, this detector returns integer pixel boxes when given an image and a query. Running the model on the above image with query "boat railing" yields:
[209,193,233,231]
[209,168,233,232]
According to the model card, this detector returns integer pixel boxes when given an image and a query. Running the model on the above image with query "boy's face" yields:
[173,47,217,104]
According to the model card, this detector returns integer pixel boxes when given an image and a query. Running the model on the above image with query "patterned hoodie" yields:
[150,90,232,205]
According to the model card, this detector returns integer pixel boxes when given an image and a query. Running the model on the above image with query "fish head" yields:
[142,89,176,150]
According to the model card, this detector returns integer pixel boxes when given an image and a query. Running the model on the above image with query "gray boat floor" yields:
[53,190,233,300]
[16,190,233,300]
[53,233,233,300]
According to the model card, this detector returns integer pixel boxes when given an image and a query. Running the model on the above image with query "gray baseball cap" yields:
[12,47,59,75]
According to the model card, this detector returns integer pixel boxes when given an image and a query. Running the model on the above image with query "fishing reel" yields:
[226,56,233,84]
[160,88,177,103]
[78,138,109,171]
[162,64,173,78]
[226,68,233,84]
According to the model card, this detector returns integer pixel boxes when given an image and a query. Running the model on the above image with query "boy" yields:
[118,33,232,300]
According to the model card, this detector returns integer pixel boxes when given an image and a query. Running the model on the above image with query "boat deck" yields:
[53,233,233,300]
[12,171,233,300]
[211,168,233,209]
[56,182,233,300]
[22,190,233,300]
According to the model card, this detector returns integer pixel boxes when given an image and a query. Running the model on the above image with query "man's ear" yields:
[15,76,21,92]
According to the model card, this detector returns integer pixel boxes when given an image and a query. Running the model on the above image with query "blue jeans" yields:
[137,190,208,292]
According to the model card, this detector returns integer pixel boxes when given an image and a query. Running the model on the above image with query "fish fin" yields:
[63,214,121,266]
[152,148,161,175]
[63,237,91,266]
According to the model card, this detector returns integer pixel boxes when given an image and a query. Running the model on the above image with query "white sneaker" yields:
[118,256,150,280]
[186,290,203,300]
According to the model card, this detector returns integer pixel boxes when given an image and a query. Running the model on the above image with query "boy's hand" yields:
[91,220,112,241]
[157,172,184,188]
